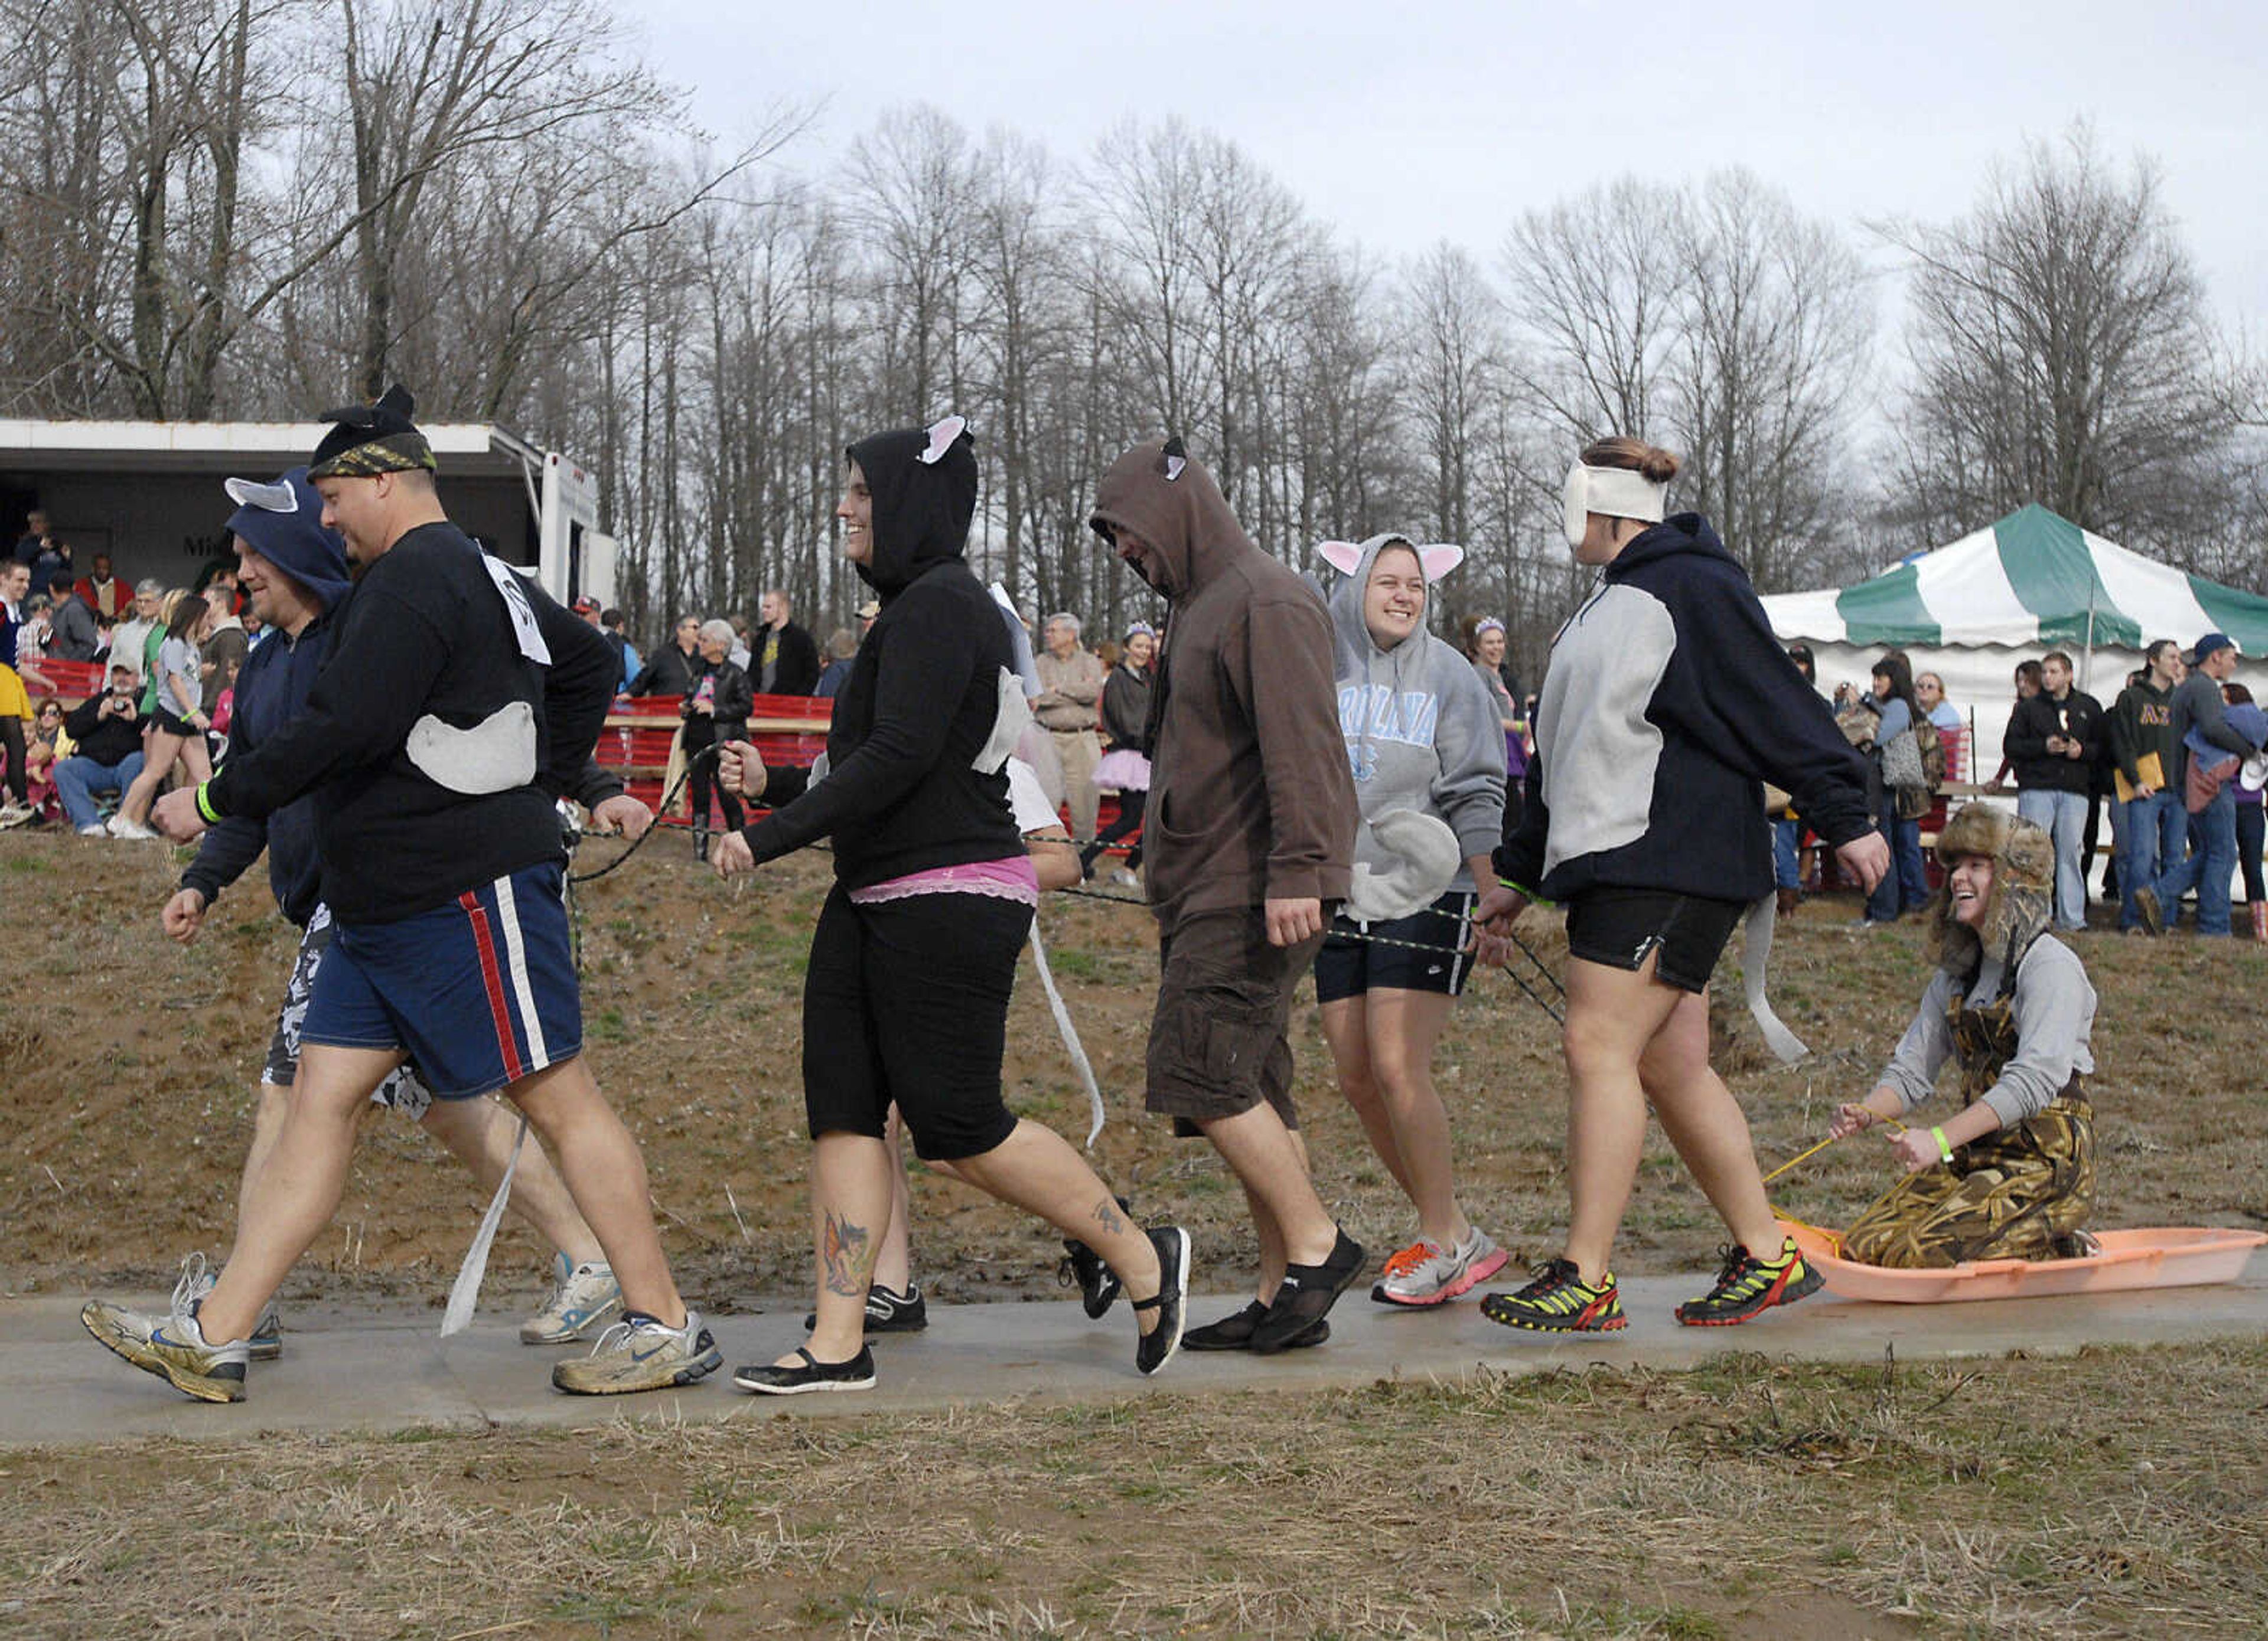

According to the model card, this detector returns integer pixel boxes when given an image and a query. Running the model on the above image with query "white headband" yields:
[1562,462,1667,549]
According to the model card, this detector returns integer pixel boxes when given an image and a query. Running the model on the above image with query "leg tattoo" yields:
[821,1211,874,1298]
[1092,1196,1127,1237]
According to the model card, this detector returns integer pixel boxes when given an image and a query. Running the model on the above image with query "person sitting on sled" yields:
[1827,802,2098,1267]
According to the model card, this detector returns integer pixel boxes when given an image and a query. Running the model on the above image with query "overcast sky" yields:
[635,1,2267,340]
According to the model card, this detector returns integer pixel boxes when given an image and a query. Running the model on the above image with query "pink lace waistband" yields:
[848,854,1040,907]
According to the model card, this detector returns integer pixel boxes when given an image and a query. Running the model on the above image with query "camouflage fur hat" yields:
[1928,802,2054,975]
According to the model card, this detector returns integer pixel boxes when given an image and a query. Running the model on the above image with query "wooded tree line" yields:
[4,0,2260,671]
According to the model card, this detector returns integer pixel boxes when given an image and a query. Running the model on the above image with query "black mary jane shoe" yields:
[1133,1225,1190,1376]
[732,1345,876,1395]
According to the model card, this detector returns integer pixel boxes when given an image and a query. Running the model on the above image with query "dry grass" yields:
[4,1342,2266,1638]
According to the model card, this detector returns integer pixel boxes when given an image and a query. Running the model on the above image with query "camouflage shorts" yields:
[1842,1092,2094,1268]
[263,905,433,1120]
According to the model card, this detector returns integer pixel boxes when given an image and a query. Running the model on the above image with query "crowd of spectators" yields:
[2,513,265,837]
[1775,630,2266,939]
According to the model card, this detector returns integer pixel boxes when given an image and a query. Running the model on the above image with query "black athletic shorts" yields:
[801,884,1030,1162]
[149,705,201,738]
[1313,890,1476,1003]
[1563,886,1745,994]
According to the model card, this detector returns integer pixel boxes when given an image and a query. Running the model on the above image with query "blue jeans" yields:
[2117,790,2188,930]
[1772,817,1802,891]
[2150,784,2238,936]
[2016,787,2089,931]
[53,752,145,829]
[1865,793,1927,921]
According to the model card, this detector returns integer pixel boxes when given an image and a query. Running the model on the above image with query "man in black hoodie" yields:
[87,389,718,1404]
[2107,640,2184,933]
[151,466,646,1358]
[2000,651,2102,933]
[713,417,1188,1394]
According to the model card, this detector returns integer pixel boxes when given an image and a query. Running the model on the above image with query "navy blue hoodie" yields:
[1501,513,1873,905]
[182,471,354,926]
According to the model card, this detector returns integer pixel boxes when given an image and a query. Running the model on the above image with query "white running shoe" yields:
[0,801,33,828]
[551,1309,721,1395]
[520,1254,624,1344]
[177,1253,283,1360]
[1371,1226,1511,1307]
[105,813,158,840]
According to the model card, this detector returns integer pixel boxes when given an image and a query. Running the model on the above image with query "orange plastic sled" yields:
[1778,1219,2267,1305]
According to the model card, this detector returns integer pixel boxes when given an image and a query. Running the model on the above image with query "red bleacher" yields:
[599,693,832,815]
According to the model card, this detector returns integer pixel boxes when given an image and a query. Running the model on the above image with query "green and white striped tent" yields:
[1762,505,2268,781]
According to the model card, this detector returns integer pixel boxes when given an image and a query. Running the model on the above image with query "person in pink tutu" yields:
[1080,621,1157,886]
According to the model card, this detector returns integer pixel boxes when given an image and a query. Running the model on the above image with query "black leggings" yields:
[801,885,1029,1160]
[1080,788,1145,873]
[0,715,24,804]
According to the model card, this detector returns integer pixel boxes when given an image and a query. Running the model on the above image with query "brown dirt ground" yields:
[1,826,2263,1313]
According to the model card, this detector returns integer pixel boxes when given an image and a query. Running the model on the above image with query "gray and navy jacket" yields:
[1501,513,1874,905]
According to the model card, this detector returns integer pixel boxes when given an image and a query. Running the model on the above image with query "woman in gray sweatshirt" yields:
[1313,533,1512,1307]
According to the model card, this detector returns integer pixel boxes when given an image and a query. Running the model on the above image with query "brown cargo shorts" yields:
[1146,907,1325,1135]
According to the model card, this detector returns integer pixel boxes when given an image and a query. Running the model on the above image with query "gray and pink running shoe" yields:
[1371,1226,1509,1307]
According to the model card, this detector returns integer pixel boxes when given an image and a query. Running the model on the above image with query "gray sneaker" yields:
[551,1309,721,1396]
[519,1254,623,1344]
[177,1254,283,1361]
[1371,1227,1511,1307]
[82,1299,251,1403]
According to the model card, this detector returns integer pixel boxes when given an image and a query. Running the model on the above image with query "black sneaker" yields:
[804,1282,927,1335]
[732,1345,878,1395]
[1673,1239,1824,1327]
[1183,1299,1328,1352]
[1059,1197,1132,1319]
[1478,1257,1627,1333]
[1249,1228,1365,1355]
[1132,1225,1190,1376]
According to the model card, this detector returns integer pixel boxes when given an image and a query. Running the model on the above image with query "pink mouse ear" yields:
[1417,543,1465,582]
[1315,540,1363,576]
[919,415,967,465]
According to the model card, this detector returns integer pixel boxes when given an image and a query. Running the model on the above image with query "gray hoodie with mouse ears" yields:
[1322,532,1505,895]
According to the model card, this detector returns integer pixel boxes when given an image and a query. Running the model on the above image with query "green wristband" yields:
[194,782,221,825]
[1931,1124,1954,1164]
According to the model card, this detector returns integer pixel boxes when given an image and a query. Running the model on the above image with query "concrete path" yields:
[7,1263,2266,1446]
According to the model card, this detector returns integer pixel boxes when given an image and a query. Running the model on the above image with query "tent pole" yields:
[2083,585,2097,696]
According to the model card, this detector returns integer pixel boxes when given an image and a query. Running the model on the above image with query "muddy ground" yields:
[2,826,2261,1313]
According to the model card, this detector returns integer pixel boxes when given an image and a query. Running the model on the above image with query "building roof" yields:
[0,419,540,479]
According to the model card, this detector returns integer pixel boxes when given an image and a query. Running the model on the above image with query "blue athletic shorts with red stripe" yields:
[299,861,583,1099]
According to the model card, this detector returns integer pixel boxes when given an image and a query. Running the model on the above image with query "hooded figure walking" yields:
[1089,438,1367,1355]
[712,417,1190,1393]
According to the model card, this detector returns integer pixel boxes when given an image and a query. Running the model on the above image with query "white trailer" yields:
[0,419,611,606]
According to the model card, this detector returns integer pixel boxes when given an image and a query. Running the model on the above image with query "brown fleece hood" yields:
[1089,438,1252,601]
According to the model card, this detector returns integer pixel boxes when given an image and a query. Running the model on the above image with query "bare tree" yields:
[1669,169,1872,590]
[1881,124,2240,554]
[1500,178,1687,443]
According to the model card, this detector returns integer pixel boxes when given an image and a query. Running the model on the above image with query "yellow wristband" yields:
[1931,1125,1954,1164]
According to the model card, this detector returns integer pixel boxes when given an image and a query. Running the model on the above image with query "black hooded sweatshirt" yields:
[737,425,1020,886]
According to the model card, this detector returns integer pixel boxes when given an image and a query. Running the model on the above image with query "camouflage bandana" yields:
[309,430,435,478]
[307,383,437,479]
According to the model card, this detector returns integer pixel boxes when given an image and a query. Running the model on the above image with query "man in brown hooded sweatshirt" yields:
[1090,437,1366,1353]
